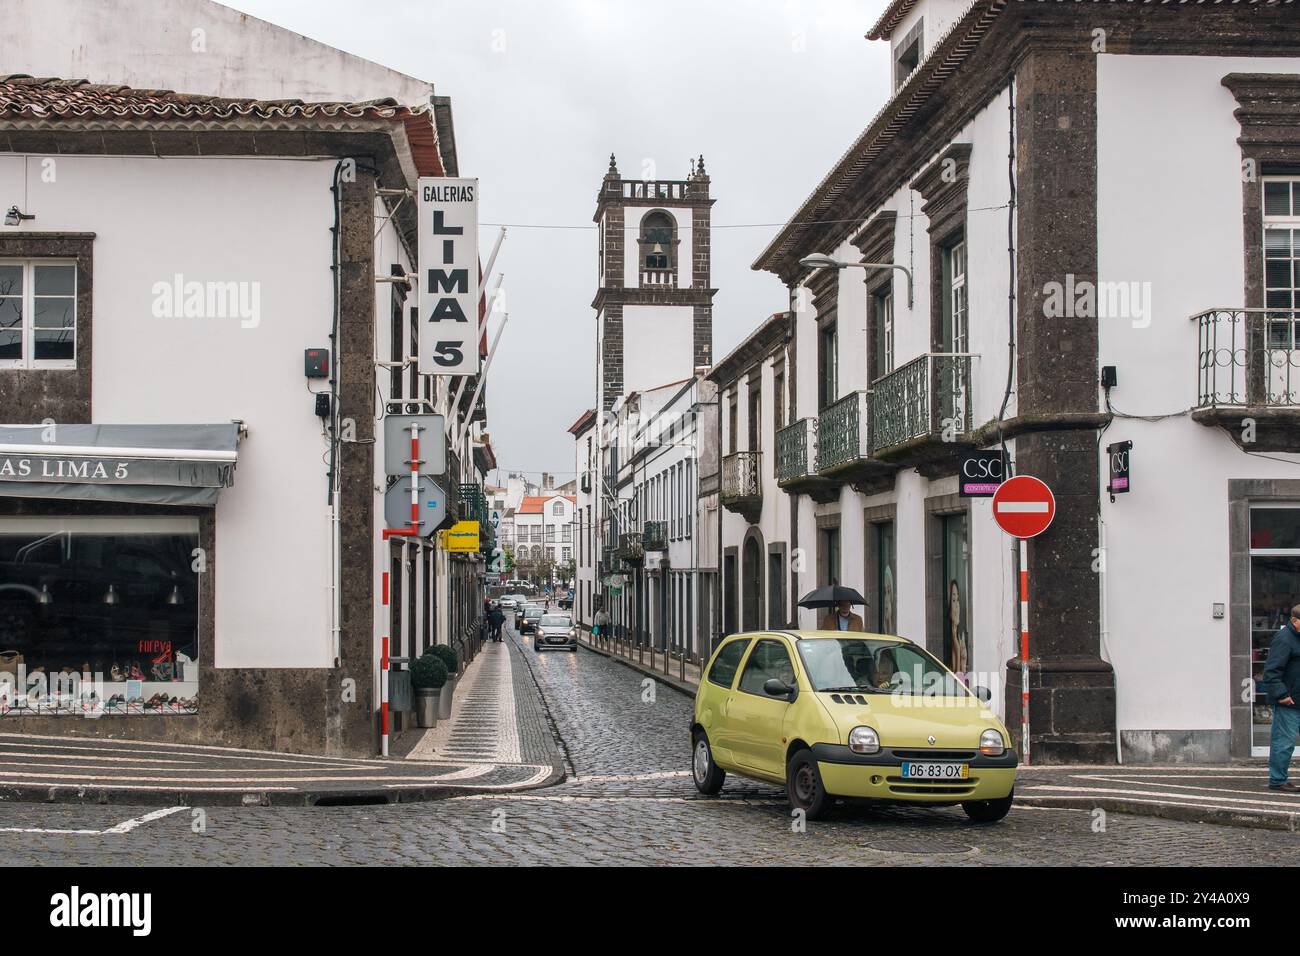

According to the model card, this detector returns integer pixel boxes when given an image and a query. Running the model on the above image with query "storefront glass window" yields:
[941,513,970,683]
[876,521,896,635]
[0,516,199,714]
[1249,505,1300,755]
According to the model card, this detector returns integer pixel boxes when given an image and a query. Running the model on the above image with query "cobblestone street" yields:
[0,628,1296,866]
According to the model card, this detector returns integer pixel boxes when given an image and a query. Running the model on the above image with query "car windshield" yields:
[525,608,544,619]
[540,615,571,627]
[796,638,965,697]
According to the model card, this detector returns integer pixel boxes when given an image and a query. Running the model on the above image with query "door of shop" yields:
[1248,505,1300,758]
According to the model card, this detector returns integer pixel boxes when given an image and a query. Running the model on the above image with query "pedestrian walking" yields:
[593,608,611,643]
[1262,605,1300,792]
[488,602,505,642]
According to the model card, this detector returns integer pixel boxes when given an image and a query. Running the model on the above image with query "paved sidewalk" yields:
[1016,763,1300,831]
[0,640,564,808]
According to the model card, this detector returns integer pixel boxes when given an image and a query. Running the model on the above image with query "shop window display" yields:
[1249,506,1300,754]
[0,516,199,715]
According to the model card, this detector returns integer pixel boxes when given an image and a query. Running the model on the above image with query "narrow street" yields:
[0,624,1294,866]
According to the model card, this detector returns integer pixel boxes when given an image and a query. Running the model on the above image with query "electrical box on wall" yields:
[305,348,330,378]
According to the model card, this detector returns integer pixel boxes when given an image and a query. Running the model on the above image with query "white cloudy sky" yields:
[227,0,893,481]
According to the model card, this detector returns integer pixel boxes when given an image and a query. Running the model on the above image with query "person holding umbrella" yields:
[798,585,866,632]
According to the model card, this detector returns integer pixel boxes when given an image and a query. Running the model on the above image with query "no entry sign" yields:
[992,475,1056,539]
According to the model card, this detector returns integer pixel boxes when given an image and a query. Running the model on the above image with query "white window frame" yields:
[948,240,968,354]
[0,259,78,370]
[1263,176,1300,349]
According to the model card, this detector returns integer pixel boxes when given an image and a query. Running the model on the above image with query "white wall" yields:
[0,154,338,668]
[623,304,693,396]
[1,0,434,103]
[1097,53,1300,734]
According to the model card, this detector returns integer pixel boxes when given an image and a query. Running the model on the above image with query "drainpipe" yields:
[328,160,346,666]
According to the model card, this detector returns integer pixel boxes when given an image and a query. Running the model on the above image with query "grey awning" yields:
[0,423,240,507]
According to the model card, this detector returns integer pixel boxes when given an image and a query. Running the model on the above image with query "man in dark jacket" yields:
[488,603,506,642]
[1262,606,1300,792]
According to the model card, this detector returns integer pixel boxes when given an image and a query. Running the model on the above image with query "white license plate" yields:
[900,762,969,780]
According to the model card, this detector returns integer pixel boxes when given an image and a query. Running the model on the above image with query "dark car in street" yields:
[519,605,546,636]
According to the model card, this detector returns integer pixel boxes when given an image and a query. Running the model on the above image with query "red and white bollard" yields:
[1019,537,1030,766]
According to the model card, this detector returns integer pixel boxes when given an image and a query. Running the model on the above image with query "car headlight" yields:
[848,726,880,755]
[569,628,577,638]
[979,729,1006,756]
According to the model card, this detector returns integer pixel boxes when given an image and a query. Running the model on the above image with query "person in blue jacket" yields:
[1261,606,1300,791]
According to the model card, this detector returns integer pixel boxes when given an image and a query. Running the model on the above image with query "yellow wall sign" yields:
[444,521,481,552]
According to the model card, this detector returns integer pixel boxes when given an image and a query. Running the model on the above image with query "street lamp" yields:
[800,254,913,309]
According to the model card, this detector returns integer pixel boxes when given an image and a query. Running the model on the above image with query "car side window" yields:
[707,638,751,689]
[737,639,796,696]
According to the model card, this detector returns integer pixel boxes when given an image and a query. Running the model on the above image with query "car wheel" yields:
[692,732,726,795]
[962,790,1014,823]
[786,749,833,820]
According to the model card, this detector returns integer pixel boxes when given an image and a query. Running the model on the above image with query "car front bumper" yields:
[811,743,1016,803]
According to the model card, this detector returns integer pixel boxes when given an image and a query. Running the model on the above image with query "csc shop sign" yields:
[417,177,480,376]
[958,450,1007,498]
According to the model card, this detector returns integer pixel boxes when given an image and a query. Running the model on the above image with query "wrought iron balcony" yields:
[1192,308,1300,449]
[816,390,894,488]
[642,520,668,552]
[720,451,763,524]
[872,353,974,461]
[775,418,838,501]
[617,532,645,563]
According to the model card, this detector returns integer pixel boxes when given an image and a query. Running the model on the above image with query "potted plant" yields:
[409,653,447,729]
[430,644,459,720]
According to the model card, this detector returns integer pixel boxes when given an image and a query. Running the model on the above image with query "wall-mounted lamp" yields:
[102,584,118,606]
[37,583,53,605]
[800,254,914,309]
[4,206,35,227]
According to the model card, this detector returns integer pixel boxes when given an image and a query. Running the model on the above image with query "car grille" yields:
[890,749,978,761]
[887,780,977,796]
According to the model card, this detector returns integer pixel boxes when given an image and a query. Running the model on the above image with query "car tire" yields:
[786,749,834,820]
[692,732,726,796]
[962,790,1014,823]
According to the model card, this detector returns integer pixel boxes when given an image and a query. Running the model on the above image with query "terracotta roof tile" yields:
[0,74,445,176]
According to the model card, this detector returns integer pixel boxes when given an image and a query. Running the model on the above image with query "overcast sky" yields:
[227,0,892,481]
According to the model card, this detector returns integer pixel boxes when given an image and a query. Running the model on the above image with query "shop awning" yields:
[0,423,241,507]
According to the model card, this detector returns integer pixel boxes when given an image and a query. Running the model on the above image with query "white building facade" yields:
[0,6,495,756]
[720,0,1300,763]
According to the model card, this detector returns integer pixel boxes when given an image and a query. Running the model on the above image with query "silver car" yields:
[534,613,577,652]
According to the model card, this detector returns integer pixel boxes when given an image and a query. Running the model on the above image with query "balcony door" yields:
[1264,177,1300,404]
[940,238,969,432]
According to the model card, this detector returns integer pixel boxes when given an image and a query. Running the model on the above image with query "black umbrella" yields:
[797,585,867,609]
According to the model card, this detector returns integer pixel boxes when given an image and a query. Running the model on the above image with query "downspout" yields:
[328,160,346,666]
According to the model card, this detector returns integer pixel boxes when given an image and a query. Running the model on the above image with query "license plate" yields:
[900,762,969,780]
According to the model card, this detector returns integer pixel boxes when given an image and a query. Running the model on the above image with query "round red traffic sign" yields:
[992,475,1056,539]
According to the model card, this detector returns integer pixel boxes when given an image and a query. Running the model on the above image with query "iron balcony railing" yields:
[775,418,817,485]
[816,391,873,473]
[1194,308,1300,407]
[618,532,645,562]
[872,353,974,453]
[642,520,668,552]
[720,451,762,510]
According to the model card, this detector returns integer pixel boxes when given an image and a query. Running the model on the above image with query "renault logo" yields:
[927,735,937,746]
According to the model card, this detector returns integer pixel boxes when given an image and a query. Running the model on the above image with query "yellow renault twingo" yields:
[691,630,1017,822]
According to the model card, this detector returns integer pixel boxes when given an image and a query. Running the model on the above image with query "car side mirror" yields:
[763,678,796,700]
[973,685,992,703]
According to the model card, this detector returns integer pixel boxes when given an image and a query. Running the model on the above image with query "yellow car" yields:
[691,630,1017,822]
